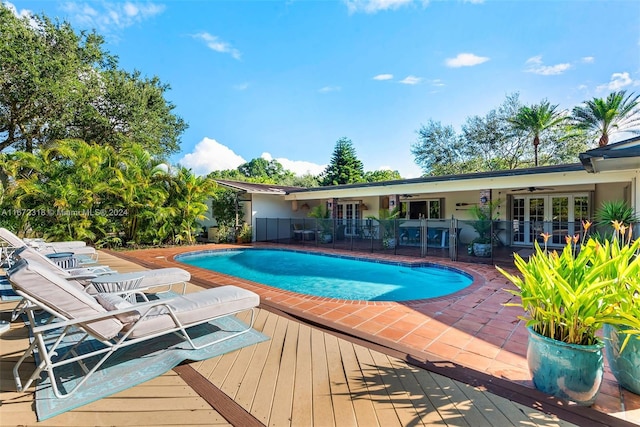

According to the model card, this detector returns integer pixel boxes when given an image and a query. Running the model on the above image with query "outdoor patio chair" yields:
[13,246,114,277]
[8,245,191,321]
[13,246,190,293]
[9,259,259,399]
[0,228,98,263]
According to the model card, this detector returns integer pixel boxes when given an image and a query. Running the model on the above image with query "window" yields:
[401,199,443,219]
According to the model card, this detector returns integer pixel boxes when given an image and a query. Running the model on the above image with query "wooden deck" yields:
[0,251,620,426]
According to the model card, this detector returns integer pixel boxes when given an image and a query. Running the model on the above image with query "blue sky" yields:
[7,0,640,178]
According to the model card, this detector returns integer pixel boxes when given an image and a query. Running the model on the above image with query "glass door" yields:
[337,202,361,236]
[550,196,569,245]
[511,194,589,247]
[529,197,546,245]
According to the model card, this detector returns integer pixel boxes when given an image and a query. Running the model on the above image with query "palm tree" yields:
[571,90,640,147]
[508,100,566,167]
[164,167,216,245]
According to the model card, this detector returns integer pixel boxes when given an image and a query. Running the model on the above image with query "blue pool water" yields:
[177,249,473,301]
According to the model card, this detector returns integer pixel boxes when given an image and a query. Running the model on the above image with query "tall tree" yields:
[412,93,589,176]
[320,137,364,185]
[462,92,530,170]
[161,167,216,245]
[364,169,402,182]
[571,90,640,147]
[411,120,469,175]
[508,100,566,166]
[237,157,294,183]
[0,5,186,155]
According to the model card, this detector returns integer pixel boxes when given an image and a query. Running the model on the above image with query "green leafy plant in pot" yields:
[308,205,332,243]
[468,199,500,257]
[598,217,640,395]
[238,222,252,243]
[368,207,400,249]
[497,221,640,405]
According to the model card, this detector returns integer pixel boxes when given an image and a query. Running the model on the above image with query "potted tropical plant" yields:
[497,221,640,405]
[308,205,333,243]
[595,205,640,395]
[368,207,400,249]
[238,222,252,243]
[468,199,500,257]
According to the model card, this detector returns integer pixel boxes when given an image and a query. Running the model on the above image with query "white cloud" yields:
[399,75,422,85]
[178,137,246,176]
[373,73,394,81]
[3,1,32,18]
[430,78,445,87]
[524,55,571,75]
[582,56,595,64]
[178,139,326,177]
[463,0,484,3]
[59,1,165,32]
[193,32,241,60]
[319,86,341,93]
[261,153,326,176]
[596,72,638,92]
[344,0,418,14]
[445,53,490,68]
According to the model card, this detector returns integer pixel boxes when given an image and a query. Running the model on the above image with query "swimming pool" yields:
[177,249,473,302]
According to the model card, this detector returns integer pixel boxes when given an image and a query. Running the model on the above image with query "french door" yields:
[512,194,589,246]
[336,202,361,236]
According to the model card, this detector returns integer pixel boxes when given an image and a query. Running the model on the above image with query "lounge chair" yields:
[8,245,191,321]
[9,259,259,399]
[13,245,190,293]
[13,246,114,277]
[0,228,98,263]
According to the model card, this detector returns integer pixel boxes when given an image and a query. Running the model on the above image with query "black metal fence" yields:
[254,218,639,267]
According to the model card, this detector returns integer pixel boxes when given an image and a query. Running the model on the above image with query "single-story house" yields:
[213,136,640,253]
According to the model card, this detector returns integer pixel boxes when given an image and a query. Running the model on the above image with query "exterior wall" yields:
[593,182,632,212]
[252,194,308,225]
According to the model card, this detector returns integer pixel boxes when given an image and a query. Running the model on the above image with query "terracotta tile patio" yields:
[111,242,640,425]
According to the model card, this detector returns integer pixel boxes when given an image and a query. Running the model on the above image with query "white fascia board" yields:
[285,169,638,200]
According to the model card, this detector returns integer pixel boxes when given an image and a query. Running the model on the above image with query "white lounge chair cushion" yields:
[95,293,140,325]
[138,267,190,288]
[41,240,87,249]
[38,245,97,256]
[9,260,123,340]
[124,285,259,338]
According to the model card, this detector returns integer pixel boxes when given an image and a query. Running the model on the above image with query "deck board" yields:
[269,320,299,427]
[248,313,287,424]
[0,250,587,427]
[310,326,335,427]
[351,344,403,427]
[232,308,278,411]
[325,333,359,427]
[337,338,381,427]
[290,322,313,427]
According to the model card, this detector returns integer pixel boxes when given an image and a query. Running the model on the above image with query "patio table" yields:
[90,272,145,303]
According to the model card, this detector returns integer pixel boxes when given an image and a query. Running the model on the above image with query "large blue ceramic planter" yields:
[603,324,640,395]
[527,327,604,406]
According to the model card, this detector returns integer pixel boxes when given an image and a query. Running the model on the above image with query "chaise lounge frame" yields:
[10,259,259,399]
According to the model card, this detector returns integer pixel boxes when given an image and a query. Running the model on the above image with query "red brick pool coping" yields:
[107,242,640,425]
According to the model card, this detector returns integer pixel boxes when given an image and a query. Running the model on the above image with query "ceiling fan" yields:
[511,187,555,192]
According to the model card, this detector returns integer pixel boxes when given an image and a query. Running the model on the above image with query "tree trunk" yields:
[599,133,609,147]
